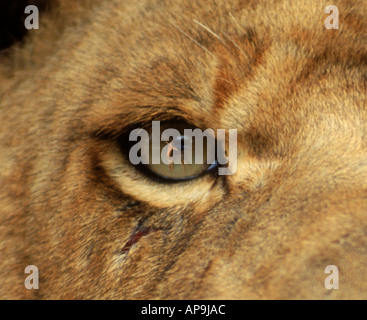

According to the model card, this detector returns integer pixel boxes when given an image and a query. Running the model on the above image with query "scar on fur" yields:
[122,227,155,253]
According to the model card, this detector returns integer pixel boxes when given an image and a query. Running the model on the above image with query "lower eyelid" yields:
[99,142,221,206]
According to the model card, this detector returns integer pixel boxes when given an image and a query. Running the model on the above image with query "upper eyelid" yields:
[93,114,194,141]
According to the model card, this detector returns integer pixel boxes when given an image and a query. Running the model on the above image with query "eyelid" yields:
[94,113,193,141]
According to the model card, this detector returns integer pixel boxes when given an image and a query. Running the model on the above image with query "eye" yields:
[122,121,221,182]
[145,128,219,181]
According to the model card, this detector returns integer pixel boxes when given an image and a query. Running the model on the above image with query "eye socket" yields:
[121,121,221,183]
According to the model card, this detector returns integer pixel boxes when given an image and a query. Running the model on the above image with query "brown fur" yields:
[1,0,367,299]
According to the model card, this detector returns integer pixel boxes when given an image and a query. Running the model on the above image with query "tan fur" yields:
[1,0,367,299]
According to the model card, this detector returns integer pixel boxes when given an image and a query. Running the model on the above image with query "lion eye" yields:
[124,121,220,182]
[144,133,218,181]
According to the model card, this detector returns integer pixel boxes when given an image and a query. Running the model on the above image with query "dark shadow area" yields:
[0,0,49,50]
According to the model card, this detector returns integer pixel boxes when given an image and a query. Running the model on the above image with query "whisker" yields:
[167,20,214,57]
[193,19,225,44]
[229,13,244,34]
[221,30,250,64]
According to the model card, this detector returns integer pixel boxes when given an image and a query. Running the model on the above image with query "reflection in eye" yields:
[141,122,219,182]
